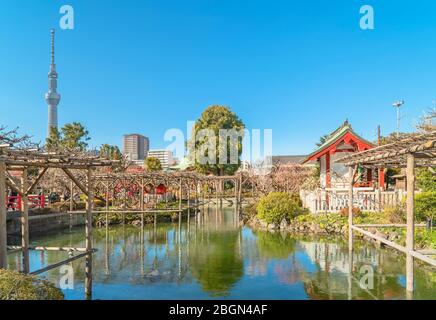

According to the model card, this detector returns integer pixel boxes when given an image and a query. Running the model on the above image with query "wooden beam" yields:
[0,161,7,268]
[85,167,93,297]
[406,154,415,292]
[25,167,48,195]
[7,245,87,252]
[355,223,426,228]
[417,249,436,255]
[2,160,107,169]
[62,168,89,196]
[352,225,436,267]
[5,173,22,196]
[30,250,96,276]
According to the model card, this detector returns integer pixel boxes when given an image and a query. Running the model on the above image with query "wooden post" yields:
[194,180,198,219]
[238,175,243,213]
[348,166,354,252]
[187,184,190,227]
[220,180,223,207]
[105,182,109,227]
[69,180,74,230]
[406,154,415,293]
[179,178,182,225]
[70,181,74,212]
[105,222,110,276]
[215,181,219,207]
[347,253,353,300]
[140,179,144,228]
[234,178,238,210]
[140,179,144,211]
[0,161,7,268]
[85,167,93,298]
[105,182,109,212]
[21,168,29,273]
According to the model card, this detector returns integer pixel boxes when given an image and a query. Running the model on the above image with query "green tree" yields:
[45,122,90,152]
[316,134,330,147]
[45,127,61,151]
[415,191,436,223]
[416,168,436,192]
[189,105,245,176]
[99,144,122,160]
[60,122,90,151]
[144,157,162,172]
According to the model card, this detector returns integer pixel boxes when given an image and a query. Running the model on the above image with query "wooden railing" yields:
[300,189,404,213]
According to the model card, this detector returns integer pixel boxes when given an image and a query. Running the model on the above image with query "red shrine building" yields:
[302,121,385,190]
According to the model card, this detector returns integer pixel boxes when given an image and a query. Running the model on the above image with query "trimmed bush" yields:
[415,191,436,223]
[0,269,63,300]
[256,192,305,224]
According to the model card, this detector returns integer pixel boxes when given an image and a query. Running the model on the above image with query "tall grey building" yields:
[45,29,61,137]
[123,134,149,161]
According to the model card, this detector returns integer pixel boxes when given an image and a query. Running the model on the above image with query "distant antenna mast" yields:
[392,100,404,138]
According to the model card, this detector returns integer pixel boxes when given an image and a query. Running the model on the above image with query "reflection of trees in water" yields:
[254,231,296,260]
[274,255,304,285]
[297,238,409,300]
[91,225,193,286]
[188,230,243,297]
[8,215,436,300]
[19,225,195,287]
[243,235,268,277]
[243,230,301,283]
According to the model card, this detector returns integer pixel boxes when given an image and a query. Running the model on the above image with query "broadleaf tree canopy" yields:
[189,105,245,176]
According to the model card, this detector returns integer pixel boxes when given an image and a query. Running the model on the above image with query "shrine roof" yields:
[302,121,375,164]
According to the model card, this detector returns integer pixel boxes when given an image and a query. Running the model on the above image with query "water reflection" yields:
[6,205,436,300]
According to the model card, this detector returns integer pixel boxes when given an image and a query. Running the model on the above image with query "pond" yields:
[6,206,436,300]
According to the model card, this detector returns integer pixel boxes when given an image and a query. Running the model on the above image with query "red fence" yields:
[6,195,45,210]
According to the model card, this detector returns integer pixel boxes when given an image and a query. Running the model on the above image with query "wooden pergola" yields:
[0,145,253,298]
[90,171,244,212]
[336,131,436,295]
[0,146,115,297]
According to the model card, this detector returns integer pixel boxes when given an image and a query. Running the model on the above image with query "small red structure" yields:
[155,184,167,195]
[302,121,384,189]
[6,195,45,210]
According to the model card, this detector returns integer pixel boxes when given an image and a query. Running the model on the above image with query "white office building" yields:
[147,149,175,170]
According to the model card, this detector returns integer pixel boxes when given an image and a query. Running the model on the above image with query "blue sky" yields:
[1,0,435,155]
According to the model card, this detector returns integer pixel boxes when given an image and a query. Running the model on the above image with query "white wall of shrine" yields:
[320,155,326,188]
[319,152,353,190]
[330,152,352,189]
